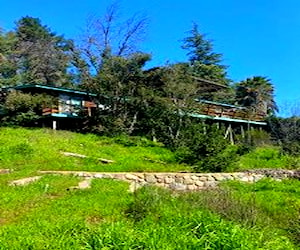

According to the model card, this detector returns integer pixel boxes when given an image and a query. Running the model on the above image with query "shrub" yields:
[174,123,238,172]
[268,116,300,156]
[1,91,55,126]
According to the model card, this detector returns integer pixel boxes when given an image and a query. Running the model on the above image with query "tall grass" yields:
[184,179,300,246]
[0,178,297,249]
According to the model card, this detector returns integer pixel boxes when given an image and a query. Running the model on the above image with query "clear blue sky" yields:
[1,0,300,115]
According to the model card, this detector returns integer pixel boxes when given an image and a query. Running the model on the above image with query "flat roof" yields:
[197,99,246,110]
[190,113,267,126]
[13,84,97,97]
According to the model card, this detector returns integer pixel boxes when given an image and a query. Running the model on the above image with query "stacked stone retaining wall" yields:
[40,170,299,191]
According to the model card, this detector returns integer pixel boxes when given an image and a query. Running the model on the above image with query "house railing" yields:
[198,101,266,122]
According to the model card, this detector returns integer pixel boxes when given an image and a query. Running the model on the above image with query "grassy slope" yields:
[238,146,300,170]
[0,127,299,249]
[0,127,190,174]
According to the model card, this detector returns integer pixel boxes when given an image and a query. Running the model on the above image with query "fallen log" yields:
[60,152,114,164]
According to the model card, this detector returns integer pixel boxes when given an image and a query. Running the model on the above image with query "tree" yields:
[15,16,73,86]
[76,3,150,135]
[182,23,224,67]
[235,76,278,116]
[82,52,151,135]
[78,3,148,80]
[0,30,19,86]
[181,23,231,100]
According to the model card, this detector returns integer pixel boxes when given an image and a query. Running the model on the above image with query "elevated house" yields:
[190,77,267,144]
[1,80,267,142]
[4,84,98,130]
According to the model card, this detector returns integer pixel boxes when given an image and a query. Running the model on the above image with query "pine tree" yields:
[15,16,73,86]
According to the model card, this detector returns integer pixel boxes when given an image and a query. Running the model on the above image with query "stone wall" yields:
[40,170,299,192]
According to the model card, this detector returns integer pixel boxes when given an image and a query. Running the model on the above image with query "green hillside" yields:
[0,127,189,175]
[0,127,299,249]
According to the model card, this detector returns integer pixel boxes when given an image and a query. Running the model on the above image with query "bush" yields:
[268,116,300,156]
[174,123,238,172]
[1,91,55,126]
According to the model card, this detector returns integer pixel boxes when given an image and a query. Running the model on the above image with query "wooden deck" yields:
[197,100,266,122]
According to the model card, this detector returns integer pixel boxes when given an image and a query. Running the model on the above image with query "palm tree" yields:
[235,76,278,116]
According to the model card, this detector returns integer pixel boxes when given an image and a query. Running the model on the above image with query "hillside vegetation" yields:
[0,127,189,175]
[0,127,299,249]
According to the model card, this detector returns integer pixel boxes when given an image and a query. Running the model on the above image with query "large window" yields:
[58,94,83,116]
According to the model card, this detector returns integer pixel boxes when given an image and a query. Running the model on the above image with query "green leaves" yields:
[235,76,277,115]
[182,23,224,67]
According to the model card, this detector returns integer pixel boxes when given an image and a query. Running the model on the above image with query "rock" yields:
[93,173,104,178]
[156,178,164,183]
[61,152,87,158]
[175,177,184,184]
[78,179,92,189]
[125,174,139,181]
[204,181,217,188]
[145,174,157,183]
[102,174,113,179]
[98,158,114,164]
[187,184,197,191]
[112,174,127,180]
[169,183,186,191]
[9,176,42,186]
[195,181,204,187]
[183,178,194,185]
[212,174,226,181]
[164,177,174,184]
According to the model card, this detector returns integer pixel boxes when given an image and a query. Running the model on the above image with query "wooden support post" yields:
[241,125,245,138]
[224,126,229,139]
[229,124,234,145]
[202,121,207,134]
[224,124,234,145]
[52,120,57,130]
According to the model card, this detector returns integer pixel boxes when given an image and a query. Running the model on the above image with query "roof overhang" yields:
[11,84,97,97]
[192,77,228,91]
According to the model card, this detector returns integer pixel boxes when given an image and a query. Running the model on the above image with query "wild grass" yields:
[184,179,300,246]
[237,146,300,170]
[0,127,299,249]
[0,127,189,174]
[0,177,297,249]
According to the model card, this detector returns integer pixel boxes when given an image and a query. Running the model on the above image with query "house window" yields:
[59,94,83,116]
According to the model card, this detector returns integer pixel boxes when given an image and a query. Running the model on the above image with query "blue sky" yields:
[0,0,300,115]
